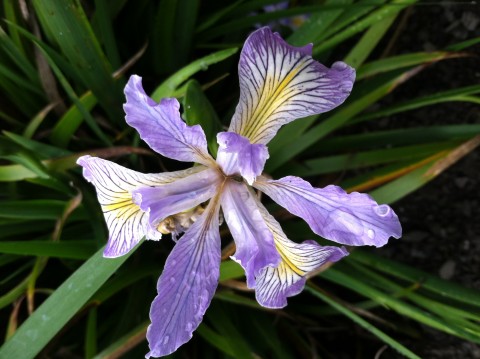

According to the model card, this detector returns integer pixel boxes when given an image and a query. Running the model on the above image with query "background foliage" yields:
[0,1,479,358]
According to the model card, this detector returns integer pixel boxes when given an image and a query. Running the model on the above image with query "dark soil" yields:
[368,2,480,358]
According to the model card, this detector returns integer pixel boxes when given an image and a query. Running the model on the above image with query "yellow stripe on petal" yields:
[229,27,355,145]
[274,243,306,276]
[77,155,207,257]
[253,194,348,308]
[243,64,305,140]
[102,198,135,213]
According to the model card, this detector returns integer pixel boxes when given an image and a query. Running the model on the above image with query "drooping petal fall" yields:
[216,132,269,185]
[132,168,221,231]
[229,27,355,145]
[254,176,402,247]
[146,195,222,358]
[220,180,280,287]
[254,198,348,308]
[124,75,215,167]
[77,155,205,257]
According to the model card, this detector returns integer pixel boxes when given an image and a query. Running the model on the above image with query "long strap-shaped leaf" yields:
[32,0,124,124]
[305,283,421,359]
[0,247,131,359]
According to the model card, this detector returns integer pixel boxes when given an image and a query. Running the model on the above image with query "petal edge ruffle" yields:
[124,75,215,166]
[254,197,348,308]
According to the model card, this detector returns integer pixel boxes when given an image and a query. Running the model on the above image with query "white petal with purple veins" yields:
[254,176,402,247]
[124,75,215,166]
[229,27,355,144]
[77,155,205,257]
[254,198,348,308]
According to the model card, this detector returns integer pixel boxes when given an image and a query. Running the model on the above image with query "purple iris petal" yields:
[124,75,214,166]
[132,168,221,229]
[220,180,280,287]
[229,27,355,144]
[146,198,221,358]
[216,132,269,185]
[254,176,402,247]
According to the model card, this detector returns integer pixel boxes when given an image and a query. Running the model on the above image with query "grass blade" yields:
[283,141,458,177]
[313,0,417,56]
[305,283,421,359]
[350,250,480,308]
[151,47,238,100]
[0,247,132,359]
[32,0,124,123]
[0,241,96,260]
[343,13,397,68]
[357,51,465,80]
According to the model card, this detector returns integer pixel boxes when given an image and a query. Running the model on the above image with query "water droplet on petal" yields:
[162,308,167,314]
[367,229,375,239]
[171,260,177,266]
[375,205,390,216]
[163,335,169,345]
[332,61,347,70]
[170,277,176,283]
[191,270,196,277]
[186,322,193,331]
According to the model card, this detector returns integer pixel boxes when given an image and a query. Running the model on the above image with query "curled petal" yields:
[221,180,280,287]
[124,75,215,166]
[229,27,355,144]
[254,176,402,247]
[216,132,269,185]
[146,195,221,358]
[133,168,221,229]
[254,198,347,308]
[77,155,204,257]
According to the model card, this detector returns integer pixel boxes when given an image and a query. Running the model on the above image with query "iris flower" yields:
[77,27,401,358]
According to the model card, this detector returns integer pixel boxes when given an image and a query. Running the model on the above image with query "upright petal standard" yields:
[78,27,401,358]
[229,27,355,144]
[124,75,215,167]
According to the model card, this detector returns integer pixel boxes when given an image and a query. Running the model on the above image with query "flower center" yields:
[157,206,205,237]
